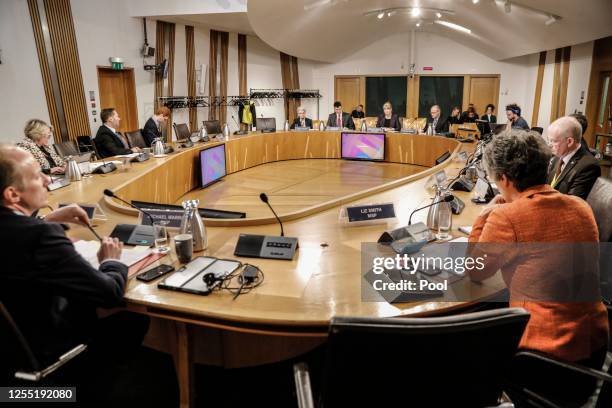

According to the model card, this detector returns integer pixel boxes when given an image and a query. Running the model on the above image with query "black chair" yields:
[125,130,147,149]
[203,120,222,135]
[76,135,98,159]
[256,117,276,132]
[53,141,79,157]
[293,308,530,408]
[173,123,191,141]
[587,178,612,302]
[531,127,544,135]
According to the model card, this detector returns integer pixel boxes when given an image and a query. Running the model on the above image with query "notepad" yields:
[74,240,152,269]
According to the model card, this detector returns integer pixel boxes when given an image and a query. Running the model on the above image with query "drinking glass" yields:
[153,221,170,253]
[436,202,452,241]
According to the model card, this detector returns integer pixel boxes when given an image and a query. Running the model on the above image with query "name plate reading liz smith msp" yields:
[139,208,184,228]
[345,203,396,223]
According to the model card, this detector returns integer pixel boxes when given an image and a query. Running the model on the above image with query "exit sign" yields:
[423,67,433,71]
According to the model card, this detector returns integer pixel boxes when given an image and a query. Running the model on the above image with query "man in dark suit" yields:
[290,106,313,129]
[327,101,355,129]
[422,105,449,134]
[0,144,178,404]
[142,106,170,147]
[481,104,497,123]
[94,108,141,158]
[546,116,600,200]
[351,104,365,119]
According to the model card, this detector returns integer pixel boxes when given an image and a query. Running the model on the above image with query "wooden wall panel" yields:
[531,51,547,127]
[558,46,572,118]
[186,26,197,132]
[218,31,229,125]
[208,30,218,121]
[584,37,612,147]
[550,48,563,122]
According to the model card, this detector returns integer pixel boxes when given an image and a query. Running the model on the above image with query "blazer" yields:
[351,110,365,119]
[290,117,313,129]
[480,114,497,123]
[327,112,355,130]
[468,185,608,362]
[546,146,600,200]
[376,114,401,131]
[142,117,161,147]
[0,206,128,365]
[94,125,132,158]
[422,116,449,134]
[16,137,65,172]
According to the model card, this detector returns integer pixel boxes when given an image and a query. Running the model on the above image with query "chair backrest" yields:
[53,141,79,158]
[125,130,147,149]
[76,135,98,159]
[587,177,612,242]
[352,117,363,129]
[173,123,191,141]
[531,126,544,135]
[0,301,40,383]
[320,308,530,407]
[256,117,276,131]
[203,120,222,134]
[364,116,378,128]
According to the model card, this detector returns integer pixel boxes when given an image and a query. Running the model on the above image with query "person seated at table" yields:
[422,105,449,134]
[569,113,592,154]
[94,108,141,158]
[546,116,600,200]
[290,106,313,129]
[446,106,463,125]
[505,103,530,130]
[351,104,365,119]
[461,103,478,122]
[376,101,401,131]
[0,144,178,405]
[142,106,170,147]
[326,101,355,130]
[467,130,608,404]
[481,104,497,123]
[16,119,65,175]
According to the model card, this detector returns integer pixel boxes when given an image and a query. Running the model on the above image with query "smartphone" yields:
[136,264,175,282]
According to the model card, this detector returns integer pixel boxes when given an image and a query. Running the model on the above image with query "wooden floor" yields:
[176,159,425,218]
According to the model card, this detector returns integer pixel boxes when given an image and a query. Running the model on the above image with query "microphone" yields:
[103,189,155,225]
[259,193,284,236]
[408,194,454,225]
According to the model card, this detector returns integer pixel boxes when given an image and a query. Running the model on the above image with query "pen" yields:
[86,223,103,242]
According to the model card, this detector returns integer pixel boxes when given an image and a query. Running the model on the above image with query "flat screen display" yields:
[341,132,385,161]
[199,144,226,187]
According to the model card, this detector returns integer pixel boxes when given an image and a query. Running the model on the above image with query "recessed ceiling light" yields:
[473,0,479,3]
[387,11,392,16]
[545,15,558,25]
[436,12,442,18]
[377,11,384,19]
[411,8,421,17]
[416,22,421,27]
[435,20,472,34]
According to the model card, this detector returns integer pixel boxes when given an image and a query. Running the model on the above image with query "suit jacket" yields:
[327,112,355,130]
[468,185,608,362]
[422,116,449,134]
[376,114,401,131]
[546,146,601,200]
[480,114,497,123]
[94,125,131,158]
[0,206,127,365]
[142,117,161,147]
[351,110,365,119]
[290,117,313,129]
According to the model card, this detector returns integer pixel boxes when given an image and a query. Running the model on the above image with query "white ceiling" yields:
[154,13,255,35]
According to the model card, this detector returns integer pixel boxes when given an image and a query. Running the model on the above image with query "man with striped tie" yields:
[326,101,355,130]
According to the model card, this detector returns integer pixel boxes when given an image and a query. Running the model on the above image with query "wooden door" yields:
[334,76,362,114]
[97,67,138,134]
[467,76,500,118]
[594,71,612,137]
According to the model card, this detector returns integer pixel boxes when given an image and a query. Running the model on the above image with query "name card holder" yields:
[59,202,106,223]
[139,208,184,228]
[339,202,397,227]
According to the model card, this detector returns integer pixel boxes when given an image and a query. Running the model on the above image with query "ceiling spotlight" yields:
[387,11,392,16]
[473,0,479,3]
[435,20,472,34]
[545,15,558,25]
[411,8,421,17]
[416,21,421,27]
[436,12,442,18]
[377,11,384,19]
[504,1,511,13]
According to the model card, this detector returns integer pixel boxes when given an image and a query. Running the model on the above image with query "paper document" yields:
[74,240,151,269]
[458,226,472,235]
[114,153,140,158]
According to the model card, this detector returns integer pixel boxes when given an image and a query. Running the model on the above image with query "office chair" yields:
[256,117,276,132]
[53,141,80,158]
[173,123,191,141]
[76,135,98,159]
[531,127,544,135]
[0,301,86,384]
[587,177,612,303]
[293,308,530,408]
[125,130,147,149]
[203,120,222,135]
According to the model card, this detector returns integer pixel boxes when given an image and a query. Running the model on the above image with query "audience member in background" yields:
[569,113,592,154]
[351,104,365,119]
[546,116,600,200]
[290,106,313,129]
[142,106,170,147]
[481,104,497,123]
[447,106,463,125]
[327,101,355,130]
[467,130,608,405]
[16,119,65,175]
[422,105,449,134]
[376,101,401,131]
[0,144,178,405]
[505,103,530,130]
[94,108,141,158]
[461,103,478,122]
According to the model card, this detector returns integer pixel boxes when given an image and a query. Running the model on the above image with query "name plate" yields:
[345,203,396,223]
[293,126,310,131]
[457,151,468,162]
[140,208,184,228]
[434,170,447,186]
[326,126,340,131]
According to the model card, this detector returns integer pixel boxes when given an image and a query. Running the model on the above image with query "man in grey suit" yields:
[327,101,355,130]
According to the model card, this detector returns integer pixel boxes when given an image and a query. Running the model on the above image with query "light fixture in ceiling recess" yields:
[434,20,472,34]
[411,8,421,17]
[544,15,558,25]
[472,0,479,3]
[504,1,512,13]
[365,7,454,19]
[377,11,384,19]
[436,12,442,18]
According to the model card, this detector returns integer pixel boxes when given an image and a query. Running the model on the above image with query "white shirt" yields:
[104,124,117,134]
[559,144,581,173]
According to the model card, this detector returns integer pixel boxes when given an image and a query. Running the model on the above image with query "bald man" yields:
[422,105,449,134]
[546,117,600,200]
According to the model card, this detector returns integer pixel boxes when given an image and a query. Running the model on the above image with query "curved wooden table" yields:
[47,130,504,407]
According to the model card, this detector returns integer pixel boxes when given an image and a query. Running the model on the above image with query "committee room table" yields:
[46,130,504,407]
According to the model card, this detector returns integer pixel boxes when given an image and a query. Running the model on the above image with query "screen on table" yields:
[199,144,227,187]
[341,132,385,161]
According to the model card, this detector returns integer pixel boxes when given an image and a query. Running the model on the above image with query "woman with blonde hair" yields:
[376,101,401,131]
[16,119,65,174]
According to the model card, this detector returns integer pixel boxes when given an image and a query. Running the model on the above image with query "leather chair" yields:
[587,177,612,242]
[53,141,79,157]
[203,120,222,135]
[352,117,363,129]
[76,135,98,159]
[125,130,147,149]
[531,126,544,135]
[256,117,276,131]
[293,308,530,408]
[402,117,415,130]
[173,123,191,141]
[364,117,378,129]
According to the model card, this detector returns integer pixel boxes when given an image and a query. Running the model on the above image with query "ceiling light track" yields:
[364,6,455,19]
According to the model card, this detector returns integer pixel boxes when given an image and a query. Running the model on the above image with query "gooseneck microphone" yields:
[259,193,284,237]
[103,189,155,225]
[408,194,455,225]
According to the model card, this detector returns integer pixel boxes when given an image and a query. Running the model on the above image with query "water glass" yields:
[153,221,170,253]
[436,202,452,241]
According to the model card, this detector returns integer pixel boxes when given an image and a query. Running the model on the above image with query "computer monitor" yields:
[199,144,227,187]
[341,132,385,161]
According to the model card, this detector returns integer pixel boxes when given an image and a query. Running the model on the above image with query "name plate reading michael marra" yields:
[140,208,184,228]
[346,203,396,223]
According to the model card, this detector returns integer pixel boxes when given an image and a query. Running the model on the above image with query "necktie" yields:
[337,114,342,128]
[116,132,129,149]
[433,118,438,130]
[551,159,563,187]
[301,119,305,127]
